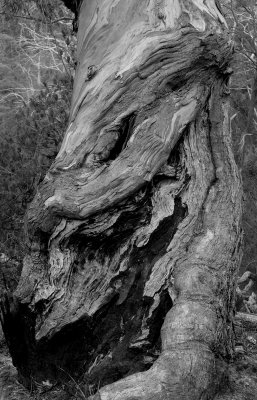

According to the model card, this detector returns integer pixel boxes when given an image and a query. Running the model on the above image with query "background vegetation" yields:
[0,0,76,261]
[224,0,257,285]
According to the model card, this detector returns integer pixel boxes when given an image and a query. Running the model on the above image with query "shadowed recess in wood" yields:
[104,112,137,161]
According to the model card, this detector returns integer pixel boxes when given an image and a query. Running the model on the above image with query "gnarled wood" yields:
[1,1,242,399]
[236,312,257,331]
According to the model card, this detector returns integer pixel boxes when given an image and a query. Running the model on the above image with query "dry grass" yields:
[2,318,257,400]
[0,345,74,400]
[0,353,31,400]
[214,327,257,400]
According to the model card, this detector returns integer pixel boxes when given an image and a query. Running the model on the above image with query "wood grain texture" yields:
[0,1,242,399]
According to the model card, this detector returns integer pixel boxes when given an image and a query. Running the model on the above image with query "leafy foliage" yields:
[0,0,75,260]
[0,0,75,110]
[223,0,257,164]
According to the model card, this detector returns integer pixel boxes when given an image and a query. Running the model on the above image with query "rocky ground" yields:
[214,315,257,400]
[1,313,257,400]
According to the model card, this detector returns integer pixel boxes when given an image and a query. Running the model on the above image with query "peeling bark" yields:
[1,1,242,399]
[236,313,257,331]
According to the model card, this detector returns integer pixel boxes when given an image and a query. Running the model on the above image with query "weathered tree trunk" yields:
[1,1,242,399]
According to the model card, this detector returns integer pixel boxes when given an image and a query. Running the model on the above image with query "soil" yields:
[1,316,257,400]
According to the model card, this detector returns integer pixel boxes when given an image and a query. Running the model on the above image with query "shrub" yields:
[0,72,73,260]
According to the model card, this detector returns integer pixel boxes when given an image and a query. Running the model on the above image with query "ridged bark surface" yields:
[1,1,242,399]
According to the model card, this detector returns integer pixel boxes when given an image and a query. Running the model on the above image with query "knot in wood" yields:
[87,65,97,80]
[157,11,166,22]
